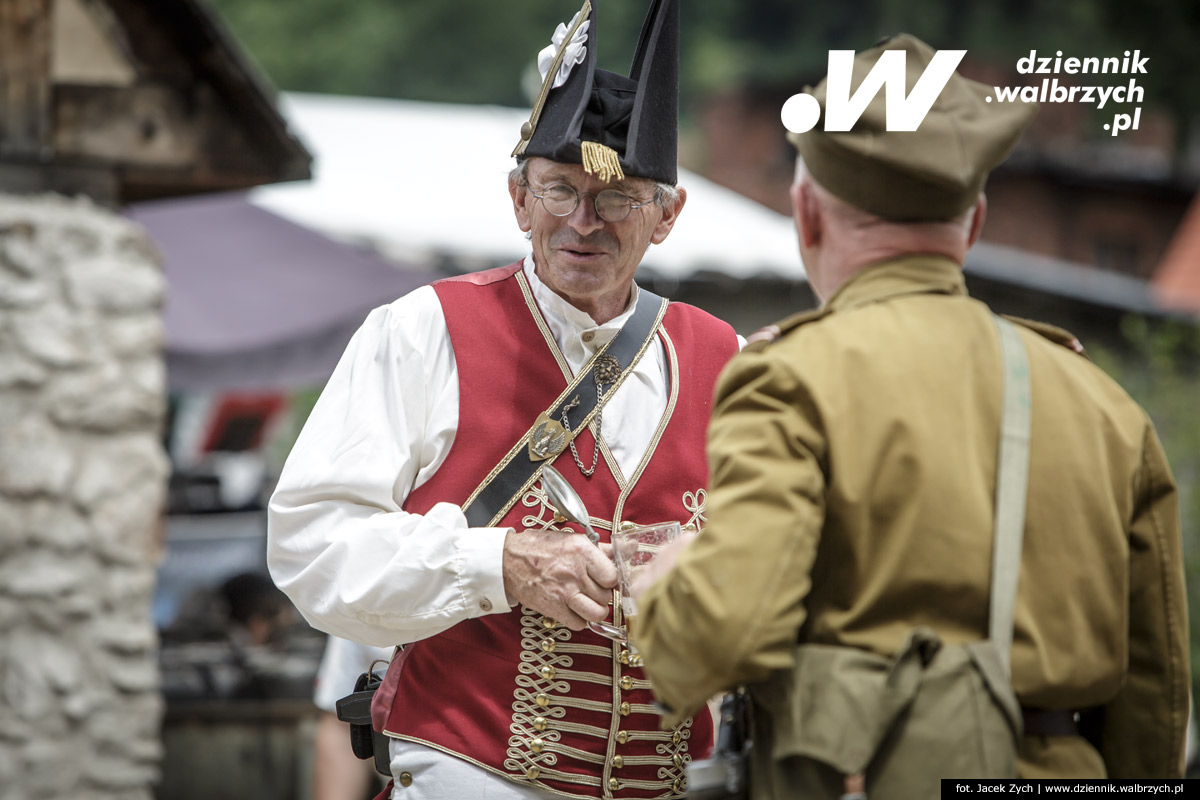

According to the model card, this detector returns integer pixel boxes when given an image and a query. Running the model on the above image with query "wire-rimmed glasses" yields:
[528,183,655,223]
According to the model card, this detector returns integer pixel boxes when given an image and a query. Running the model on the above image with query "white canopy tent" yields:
[252,93,805,283]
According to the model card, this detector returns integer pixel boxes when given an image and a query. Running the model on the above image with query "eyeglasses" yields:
[527,183,655,223]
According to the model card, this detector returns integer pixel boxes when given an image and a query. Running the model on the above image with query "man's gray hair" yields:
[509,159,681,208]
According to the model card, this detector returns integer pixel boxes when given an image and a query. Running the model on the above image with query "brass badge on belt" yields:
[529,412,569,461]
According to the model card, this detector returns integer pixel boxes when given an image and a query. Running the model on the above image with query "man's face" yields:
[509,157,685,322]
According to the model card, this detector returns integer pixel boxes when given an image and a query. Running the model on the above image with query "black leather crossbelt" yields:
[1021,707,1079,737]
[461,289,668,528]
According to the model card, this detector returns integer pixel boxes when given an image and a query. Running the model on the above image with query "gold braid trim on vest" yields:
[507,607,693,796]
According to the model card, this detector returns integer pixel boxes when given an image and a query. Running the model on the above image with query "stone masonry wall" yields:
[0,193,168,799]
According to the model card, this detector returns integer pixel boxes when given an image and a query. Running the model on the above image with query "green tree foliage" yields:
[1091,0,1200,132]
[210,0,650,106]
[210,0,1198,139]
[1092,319,1200,695]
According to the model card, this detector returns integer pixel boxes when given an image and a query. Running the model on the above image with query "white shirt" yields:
[268,257,676,648]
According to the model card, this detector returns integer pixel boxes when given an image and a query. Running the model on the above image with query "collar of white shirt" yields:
[521,255,641,372]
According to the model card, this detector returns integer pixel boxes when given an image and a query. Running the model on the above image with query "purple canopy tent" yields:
[126,192,434,391]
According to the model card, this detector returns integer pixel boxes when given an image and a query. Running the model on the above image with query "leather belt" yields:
[1021,707,1079,737]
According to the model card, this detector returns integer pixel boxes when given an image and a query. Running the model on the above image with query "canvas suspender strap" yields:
[460,290,670,528]
[988,316,1033,675]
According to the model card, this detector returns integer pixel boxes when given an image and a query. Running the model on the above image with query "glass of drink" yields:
[588,521,682,643]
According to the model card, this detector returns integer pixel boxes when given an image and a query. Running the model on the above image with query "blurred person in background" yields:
[220,571,296,648]
[312,636,392,800]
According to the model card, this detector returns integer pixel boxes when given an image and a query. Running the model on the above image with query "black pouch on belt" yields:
[335,667,392,776]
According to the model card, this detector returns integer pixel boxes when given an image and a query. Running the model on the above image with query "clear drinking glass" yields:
[587,521,682,643]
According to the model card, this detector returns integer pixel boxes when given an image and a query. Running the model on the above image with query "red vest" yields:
[381,263,738,798]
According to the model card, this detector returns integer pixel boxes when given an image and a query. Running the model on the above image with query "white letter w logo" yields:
[782,48,965,133]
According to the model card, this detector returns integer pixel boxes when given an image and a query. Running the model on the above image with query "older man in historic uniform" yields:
[633,34,1188,797]
[269,2,739,798]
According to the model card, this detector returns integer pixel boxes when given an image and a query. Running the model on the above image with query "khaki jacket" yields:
[635,255,1188,780]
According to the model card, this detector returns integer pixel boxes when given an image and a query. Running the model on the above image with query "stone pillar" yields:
[0,193,168,799]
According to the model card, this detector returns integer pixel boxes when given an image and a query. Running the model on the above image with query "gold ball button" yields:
[540,639,556,653]
[541,665,556,680]
[672,754,684,768]
[526,766,541,780]
[533,716,548,731]
[615,730,629,744]
[673,778,684,793]
[398,772,413,787]
[542,617,558,629]
[620,521,638,531]
[619,651,630,665]
[671,731,682,745]
[619,676,634,690]
[531,738,545,754]
[608,778,620,791]
[611,755,624,769]
[536,693,551,708]
[520,121,533,139]
[619,702,631,716]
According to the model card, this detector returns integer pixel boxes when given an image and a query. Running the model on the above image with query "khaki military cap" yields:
[788,34,1037,221]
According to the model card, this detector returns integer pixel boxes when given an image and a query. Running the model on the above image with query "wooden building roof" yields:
[0,0,311,204]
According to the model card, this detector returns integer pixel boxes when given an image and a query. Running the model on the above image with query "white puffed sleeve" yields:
[267,286,512,647]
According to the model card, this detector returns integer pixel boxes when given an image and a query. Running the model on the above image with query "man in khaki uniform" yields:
[632,34,1189,790]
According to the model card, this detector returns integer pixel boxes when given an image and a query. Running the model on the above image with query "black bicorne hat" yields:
[513,0,679,186]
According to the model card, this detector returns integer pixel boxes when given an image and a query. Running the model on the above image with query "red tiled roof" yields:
[1154,192,1200,313]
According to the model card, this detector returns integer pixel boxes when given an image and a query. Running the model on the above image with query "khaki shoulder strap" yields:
[989,316,1033,674]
